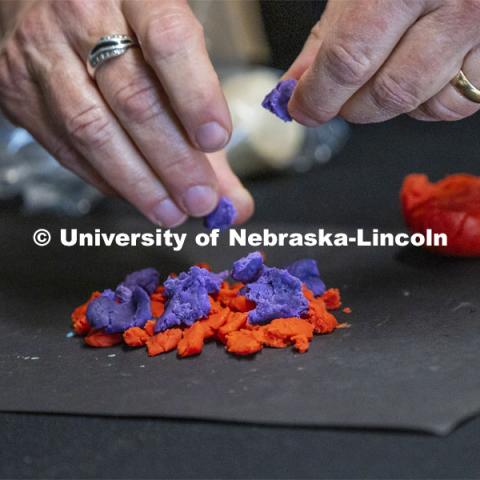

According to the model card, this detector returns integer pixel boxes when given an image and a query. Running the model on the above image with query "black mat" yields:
[1,212,480,436]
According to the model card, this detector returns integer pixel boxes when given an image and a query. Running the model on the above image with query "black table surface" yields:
[2,115,480,479]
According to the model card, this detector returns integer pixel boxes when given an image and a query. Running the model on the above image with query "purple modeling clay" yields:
[242,267,308,325]
[261,79,297,122]
[115,285,133,303]
[203,196,237,230]
[119,267,159,295]
[86,286,152,333]
[155,266,225,332]
[231,251,264,283]
[286,259,326,297]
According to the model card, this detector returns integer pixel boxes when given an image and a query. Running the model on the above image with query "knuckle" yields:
[66,105,111,150]
[371,72,422,113]
[323,42,372,87]
[160,152,199,181]
[112,78,166,125]
[144,11,202,62]
[110,167,156,201]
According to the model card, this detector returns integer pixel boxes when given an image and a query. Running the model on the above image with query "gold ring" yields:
[451,70,480,103]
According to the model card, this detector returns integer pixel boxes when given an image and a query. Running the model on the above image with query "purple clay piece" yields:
[100,289,116,301]
[203,196,237,230]
[261,79,297,122]
[232,251,264,283]
[155,266,225,332]
[242,267,308,325]
[119,267,159,295]
[86,286,152,334]
[115,285,133,303]
[286,258,326,297]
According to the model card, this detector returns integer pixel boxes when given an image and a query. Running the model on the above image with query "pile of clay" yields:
[71,252,349,357]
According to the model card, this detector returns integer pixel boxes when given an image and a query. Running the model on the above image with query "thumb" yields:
[283,21,324,80]
[282,2,341,80]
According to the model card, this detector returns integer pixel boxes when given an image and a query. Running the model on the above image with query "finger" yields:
[340,7,478,123]
[283,20,326,81]
[124,0,232,153]
[93,49,220,218]
[284,1,343,80]
[207,151,254,224]
[35,52,189,228]
[288,0,425,126]
[409,46,480,122]
[66,9,221,219]
[29,125,116,196]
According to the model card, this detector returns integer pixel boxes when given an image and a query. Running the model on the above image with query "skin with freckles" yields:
[0,0,253,227]
[286,0,480,126]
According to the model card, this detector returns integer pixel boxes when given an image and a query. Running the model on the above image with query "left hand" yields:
[286,0,480,124]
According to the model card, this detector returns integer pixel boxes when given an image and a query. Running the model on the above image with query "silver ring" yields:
[87,34,138,79]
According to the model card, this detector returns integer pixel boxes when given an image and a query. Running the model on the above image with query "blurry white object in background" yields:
[190,0,270,65]
[0,115,102,216]
[222,68,350,177]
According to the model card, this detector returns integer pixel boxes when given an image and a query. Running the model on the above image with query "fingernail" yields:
[195,122,229,152]
[184,185,218,217]
[151,198,187,228]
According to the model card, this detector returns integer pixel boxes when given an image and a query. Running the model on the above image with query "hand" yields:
[286,0,480,124]
[0,0,253,227]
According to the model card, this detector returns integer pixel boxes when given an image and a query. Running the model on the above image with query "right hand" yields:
[0,0,254,227]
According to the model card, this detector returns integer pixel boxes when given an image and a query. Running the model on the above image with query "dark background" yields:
[3,1,480,478]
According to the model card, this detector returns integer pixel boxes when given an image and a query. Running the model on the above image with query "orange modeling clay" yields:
[123,327,150,347]
[216,312,248,343]
[71,291,101,335]
[72,253,348,358]
[143,320,156,336]
[307,296,338,334]
[401,173,480,256]
[177,322,210,357]
[322,288,341,310]
[225,330,264,356]
[146,328,183,356]
[84,330,123,348]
